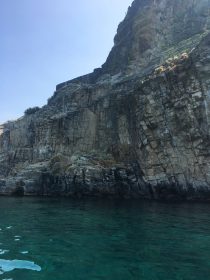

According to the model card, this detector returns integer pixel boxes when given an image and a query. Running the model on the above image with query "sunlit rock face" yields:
[0,0,210,200]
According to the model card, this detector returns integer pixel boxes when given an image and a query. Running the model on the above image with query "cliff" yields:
[0,0,210,200]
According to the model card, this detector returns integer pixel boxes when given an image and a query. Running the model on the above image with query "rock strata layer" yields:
[0,0,210,200]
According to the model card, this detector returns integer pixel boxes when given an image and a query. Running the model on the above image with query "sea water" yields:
[0,197,209,279]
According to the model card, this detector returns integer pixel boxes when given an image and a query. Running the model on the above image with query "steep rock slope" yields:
[0,0,210,199]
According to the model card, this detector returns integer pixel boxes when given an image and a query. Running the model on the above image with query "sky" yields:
[0,0,133,124]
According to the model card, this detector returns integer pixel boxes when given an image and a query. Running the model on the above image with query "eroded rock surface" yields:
[0,0,210,200]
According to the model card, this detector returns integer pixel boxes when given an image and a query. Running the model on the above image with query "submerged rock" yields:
[0,0,210,200]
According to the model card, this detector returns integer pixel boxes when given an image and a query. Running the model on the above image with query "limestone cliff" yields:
[0,0,210,200]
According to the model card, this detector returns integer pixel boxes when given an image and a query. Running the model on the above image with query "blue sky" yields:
[0,0,132,124]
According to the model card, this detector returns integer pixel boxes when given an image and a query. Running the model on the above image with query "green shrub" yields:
[24,106,40,115]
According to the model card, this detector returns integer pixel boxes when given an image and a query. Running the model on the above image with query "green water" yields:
[0,198,210,279]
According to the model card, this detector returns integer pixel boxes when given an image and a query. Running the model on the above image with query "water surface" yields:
[0,197,209,279]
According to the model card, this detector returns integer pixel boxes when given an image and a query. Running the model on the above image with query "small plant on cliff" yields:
[24,106,40,115]
[154,65,166,75]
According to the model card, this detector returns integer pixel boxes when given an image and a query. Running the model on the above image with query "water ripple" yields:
[0,259,41,274]
[0,250,9,255]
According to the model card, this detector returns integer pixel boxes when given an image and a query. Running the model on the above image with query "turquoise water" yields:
[0,198,209,279]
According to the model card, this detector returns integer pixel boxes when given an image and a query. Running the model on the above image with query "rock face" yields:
[0,0,210,200]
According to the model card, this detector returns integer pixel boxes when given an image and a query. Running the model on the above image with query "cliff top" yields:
[57,0,210,89]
